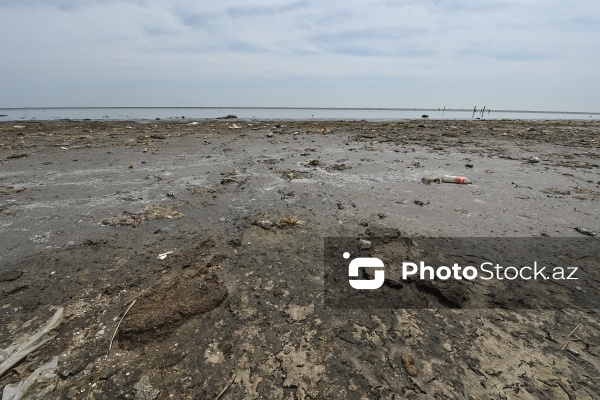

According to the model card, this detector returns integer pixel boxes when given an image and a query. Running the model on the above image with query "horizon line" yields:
[0,106,599,115]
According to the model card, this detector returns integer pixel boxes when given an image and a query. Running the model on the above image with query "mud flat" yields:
[1,119,599,399]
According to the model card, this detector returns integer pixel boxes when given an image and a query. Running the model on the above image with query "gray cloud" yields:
[0,0,598,110]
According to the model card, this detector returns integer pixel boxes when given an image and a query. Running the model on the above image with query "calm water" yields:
[0,107,598,121]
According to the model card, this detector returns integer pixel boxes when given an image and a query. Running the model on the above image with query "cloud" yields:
[0,0,598,109]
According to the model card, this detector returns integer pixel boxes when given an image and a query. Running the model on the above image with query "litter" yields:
[574,227,595,237]
[2,357,58,400]
[442,175,472,184]
[60,147,68,150]
[157,251,173,260]
[187,122,199,125]
[528,157,540,163]
[0,308,64,377]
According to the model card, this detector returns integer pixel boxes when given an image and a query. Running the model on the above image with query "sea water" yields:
[0,107,598,121]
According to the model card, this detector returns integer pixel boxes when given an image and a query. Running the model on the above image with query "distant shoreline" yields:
[1,106,599,115]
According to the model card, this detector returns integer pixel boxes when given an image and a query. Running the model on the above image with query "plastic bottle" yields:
[442,175,472,184]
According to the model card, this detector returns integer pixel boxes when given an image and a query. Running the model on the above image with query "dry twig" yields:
[561,323,582,351]
[108,299,137,354]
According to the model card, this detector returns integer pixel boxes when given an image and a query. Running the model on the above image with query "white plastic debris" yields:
[157,251,173,260]
[2,357,58,400]
[0,308,64,377]
[442,175,472,184]
[187,122,199,125]
[60,147,68,151]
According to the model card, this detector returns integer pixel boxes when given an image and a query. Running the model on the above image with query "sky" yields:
[1,0,599,111]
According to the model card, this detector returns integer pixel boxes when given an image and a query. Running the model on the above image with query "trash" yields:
[465,163,473,168]
[229,123,242,129]
[442,175,472,184]
[187,122,199,125]
[574,227,596,237]
[13,125,26,129]
[166,192,175,198]
[2,357,59,400]
[128,164,133,169]
[414,200,430,206]
[528,157,540,163]
[7,154,28,159]
[60,147,69,151]
[157,251,173,260]
[359,239,371,250]
[142,148,148,153]
[0,308,64,377]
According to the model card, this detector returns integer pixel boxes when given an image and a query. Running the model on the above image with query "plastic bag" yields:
[2,357,58,400]
[0,308,63,377]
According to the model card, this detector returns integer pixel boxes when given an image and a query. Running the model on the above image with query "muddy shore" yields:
[1,119,599,399]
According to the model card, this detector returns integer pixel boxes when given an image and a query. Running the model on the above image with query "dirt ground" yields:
[1,118,599,399]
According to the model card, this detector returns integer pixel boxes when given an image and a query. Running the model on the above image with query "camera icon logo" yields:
[345,252,385,290]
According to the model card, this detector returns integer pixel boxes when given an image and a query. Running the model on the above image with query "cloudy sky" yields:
[1,0,598,111]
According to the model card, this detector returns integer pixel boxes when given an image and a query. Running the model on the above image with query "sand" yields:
[1,118,599,399]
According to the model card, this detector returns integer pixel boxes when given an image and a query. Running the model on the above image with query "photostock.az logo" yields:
[345,252,385,290]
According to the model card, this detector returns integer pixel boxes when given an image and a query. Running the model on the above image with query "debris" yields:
[401,354,418,376]
[421,115,429,118]
[0,308,64,377]
[119,274,227,344]
[300,159,320,167]
[133,375,160,400]
[414,200,430,206]
[324,164,348,172]
[442,175,472,184]
[561,323,582,350]
[166,192,175,198]
[229,123,242,129]
[2,357,58,400]
[187,122,199,125]
[60,146,69,150]
[465,163,473,168]
[574,227,595,236]
[128,164,133,169]
[157,251,174,260]
[421,177,441,185]
[109,299,137,354]
[7,153,28,159]
[359,239,371,250]
[217,114,237,119]
[101,204,183,227]
[528,157,540,163]
[13,125,26,129]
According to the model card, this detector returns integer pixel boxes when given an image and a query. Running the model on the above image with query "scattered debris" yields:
[574,227,596,236]
[281,170,312,180]
[421,177,441,185]
[300,159,320,167]
[528,157,540,163]
[101,204,183,227]
[0,308,64,377]
[325,164,349,172]
[542,188,571,196]
[157,251,174,260]
[7,153,28,159]
[442,175,472,184]
[414,200,430,206]
[230,123,242,129]
[465,163,474,168]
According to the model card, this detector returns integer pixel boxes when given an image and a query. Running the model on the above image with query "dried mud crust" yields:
[118,272,227,345]
[0,119,599,399]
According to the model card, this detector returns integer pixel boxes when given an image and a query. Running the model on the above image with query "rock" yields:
[133,376,159,400]
[359,239,372,250]
[217,114,237,119]
[0,269,23,282]
[528,156,540,163]
[421,115,429,118]
[401,354,418,376]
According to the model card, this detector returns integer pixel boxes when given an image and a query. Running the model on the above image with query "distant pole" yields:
[442,106,445,117]
[472,106,476,118]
